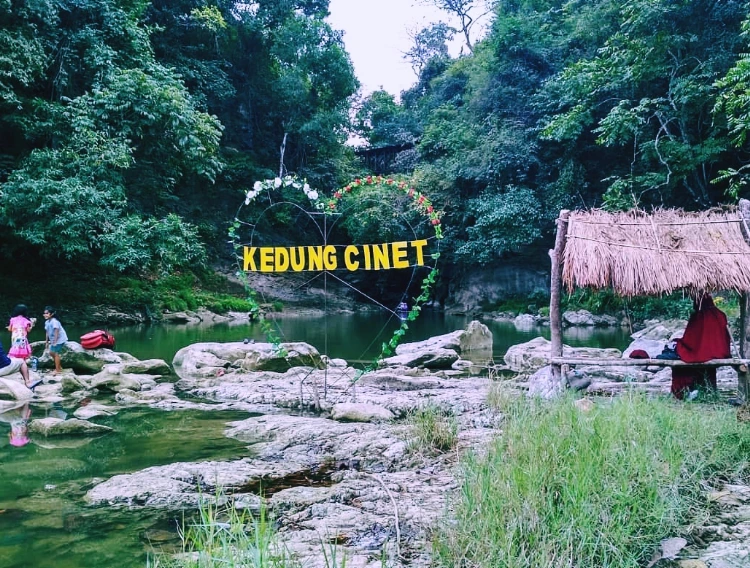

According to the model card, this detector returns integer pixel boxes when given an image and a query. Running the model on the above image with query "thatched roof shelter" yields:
[562,207,750,297]
[548,201,750,398]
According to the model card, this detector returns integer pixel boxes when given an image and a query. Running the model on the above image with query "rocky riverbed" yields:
[0,320,748,567]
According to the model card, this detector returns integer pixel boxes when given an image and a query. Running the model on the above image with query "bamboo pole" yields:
[549,210,570,382]
[741,294,749,359]
[738,199,750,400]
[549,357,749,367]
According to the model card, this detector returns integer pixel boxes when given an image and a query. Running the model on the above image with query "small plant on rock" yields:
[406,405,458,455]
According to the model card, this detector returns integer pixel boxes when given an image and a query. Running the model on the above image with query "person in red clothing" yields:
[671,294,731,399]
[676,294,731,363]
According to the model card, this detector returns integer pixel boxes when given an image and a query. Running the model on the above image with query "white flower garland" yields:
[245,175,319,205]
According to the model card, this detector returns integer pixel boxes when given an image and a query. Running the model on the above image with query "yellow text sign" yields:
[243,240,429,272]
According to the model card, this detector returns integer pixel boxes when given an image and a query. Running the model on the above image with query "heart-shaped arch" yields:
[229,174,444,380]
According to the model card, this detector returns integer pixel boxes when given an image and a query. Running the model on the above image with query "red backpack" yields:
[80,330,116,350]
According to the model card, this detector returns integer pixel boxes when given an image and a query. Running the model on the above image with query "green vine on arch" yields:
[326,175,444,383]
[325,174,443,238]
[228,174,445,375]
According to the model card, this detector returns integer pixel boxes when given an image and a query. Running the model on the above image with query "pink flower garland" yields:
[325,175,444,239]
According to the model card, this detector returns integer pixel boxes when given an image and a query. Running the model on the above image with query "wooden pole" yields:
[738,199,750,400]
[741,293,749,359]
[549,210,570,382]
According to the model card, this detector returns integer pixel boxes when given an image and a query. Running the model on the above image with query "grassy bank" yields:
[0,264,256,324]
[148,497,344,568]
[149,499,290,568]
[434,393,750,568]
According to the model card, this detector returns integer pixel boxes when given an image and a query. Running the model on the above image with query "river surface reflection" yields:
[26,311,633,365]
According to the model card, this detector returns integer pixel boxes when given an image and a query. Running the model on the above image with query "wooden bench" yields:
[549,357,750,398]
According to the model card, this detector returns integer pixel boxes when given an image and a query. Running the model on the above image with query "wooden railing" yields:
[549,357,750,399]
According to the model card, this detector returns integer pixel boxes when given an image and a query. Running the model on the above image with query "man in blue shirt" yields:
[0,339,32,387]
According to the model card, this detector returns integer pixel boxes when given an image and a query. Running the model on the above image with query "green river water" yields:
[0,313,631,567]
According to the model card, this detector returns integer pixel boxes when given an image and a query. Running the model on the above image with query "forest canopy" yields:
[0,0,357,274]
[3,0,750,289]
[358,0,750,268]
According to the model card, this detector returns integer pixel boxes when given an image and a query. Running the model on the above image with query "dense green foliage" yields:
[0,0,357,278]
[486,289,742,325]
[435,392,750,567]
[0,264,257,325]
[359,0,750,268]
[5,0,750,310]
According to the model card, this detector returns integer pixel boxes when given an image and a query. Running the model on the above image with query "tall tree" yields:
[355,90,420,148]
[419,0,492,54]
[147,0,358,188]
[713,18,750,200]
[405,22,456,74]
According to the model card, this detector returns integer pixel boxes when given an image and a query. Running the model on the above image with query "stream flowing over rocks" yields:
[0,321,497,567]
[3,319,748,567]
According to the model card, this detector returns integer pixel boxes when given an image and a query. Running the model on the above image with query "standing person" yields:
[43,306,68,375]
[6,304,33,360]
[0,338,35,388]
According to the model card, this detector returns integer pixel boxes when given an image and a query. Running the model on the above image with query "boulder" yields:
[85,459,309,508]
[395,320,492,355]
[86,306,146,325]
[460,320,494,351]
[90,372,148,392]
[527,366,566,399]
[632,320,687,341]
[161,311,203,324]
[0,378,33,401]
[504,337,621,372]
[514,314,537,329]
[594,314,620,326]
[172,342,325,380]
[381,348,459,369]
[324,357,348,368]
[563,309,596,326]
[61,375,91,393]
[330,403,394,423]
[88,362,163,392]
[622,338,667,359]
[573,365,654,383]
[563,310,620,327]
[115,385,178,404]
[35,342,126,374]
[241,342,324,372]
[73,404,119,420]
[120,359,172,375]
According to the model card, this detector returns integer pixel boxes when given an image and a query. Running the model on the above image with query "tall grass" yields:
[148,496,299,568]
[147,495,359,568]
[434,393,750,568]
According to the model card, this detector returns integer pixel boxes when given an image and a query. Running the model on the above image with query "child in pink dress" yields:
[7,304,33,360]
